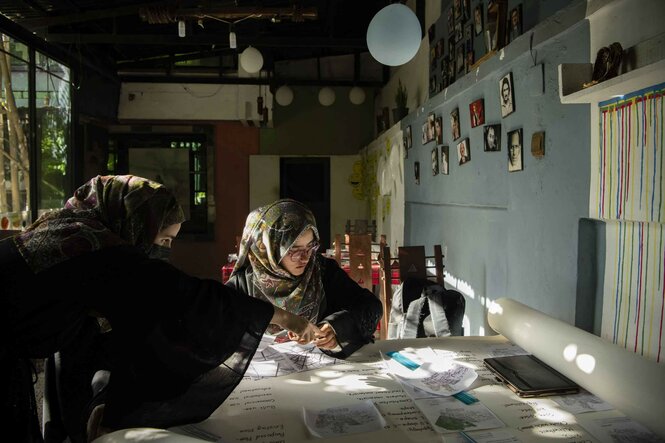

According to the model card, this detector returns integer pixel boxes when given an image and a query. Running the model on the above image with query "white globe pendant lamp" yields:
[318,87,336,106]
[366,4,421,66]
[348,86,366,105]
[239,46,263,73]
[275,85,294,106]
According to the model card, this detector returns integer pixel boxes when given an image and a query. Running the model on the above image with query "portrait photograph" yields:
[447,8,455,32]
[435,116,444,144]
[507,128,523,172]
[499,72,515,117]
[421,122,428,144]
[436,39,444,59]
[427,112,436,142]
[441,145,450,175]
[414,161,421,185]
[454,22,463,43]
[431,147,439,176]
[403,135,409,158]
[507,5,523,45]
[483,124,501,151]
[405,125,412,149]
[474,4,483,36]
[457,138,470,165]
[456,45,465,74]
[469,99,485,128]
[453,0,462,21]
[429,75,437,94]
[430,46,436,65]
[462,0,471,22]
[448,38,455,56]
[466,50,474,72]
[450,108,461,141]
[464,23,472,41]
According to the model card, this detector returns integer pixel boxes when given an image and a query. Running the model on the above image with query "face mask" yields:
[147,244,171,262]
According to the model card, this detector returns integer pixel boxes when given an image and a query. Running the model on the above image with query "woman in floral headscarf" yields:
[0,176,318,443]
[227,199,382,358]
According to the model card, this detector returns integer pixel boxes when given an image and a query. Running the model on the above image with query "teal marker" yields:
[452,391,479,404]
[386,351,420,370]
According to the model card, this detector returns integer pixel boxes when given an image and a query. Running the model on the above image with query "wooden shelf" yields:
[558,59,665,104]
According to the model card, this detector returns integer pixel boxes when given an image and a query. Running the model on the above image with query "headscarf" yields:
[230,199,324,326]
[13,175,185,273]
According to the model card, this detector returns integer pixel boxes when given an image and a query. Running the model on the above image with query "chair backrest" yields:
[345,219,378,241]
[378,244,445,339]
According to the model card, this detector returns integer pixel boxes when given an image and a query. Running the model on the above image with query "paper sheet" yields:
[246,341,340,379]
[390,361,478,397]
[550,390,614,414]
[414,396,504,434]
[577,415,665,443]
[444,429,522,443]
[303,400,386,438]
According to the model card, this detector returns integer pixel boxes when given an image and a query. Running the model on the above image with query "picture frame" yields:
[453,0,462,21]
[431,147,439,175]
[403,135,409,158]
[421,122,428,144]
[483,124,501,151]
[405,125,412,149]
[466,50,474,72]
[456,45,465,74]
[428,24,436,43]
[506,4,523,45]
[507,128,523,172]
[469,99,484,128]
[450,108,461,141]
[448,38,455,56]
[485,0,507,53]
[462,0,471,22]
[474,4,484,36]
[447,7,455,31]
[427,112,436,142]
[454,22,463,42]
[464,23,473,41]
[435,116,443,144]
[440,146,450,175]
[499,72,515,117]
[436,39,444,59]
[414,161,421,185]
[457,138,470,165]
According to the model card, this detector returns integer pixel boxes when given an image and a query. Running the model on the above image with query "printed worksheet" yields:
[391,361,477,397]
[246,340,340,379]
[550,390,614,414]
[415,396,505,434]
[303,400,387,438]
[578,415,664,442]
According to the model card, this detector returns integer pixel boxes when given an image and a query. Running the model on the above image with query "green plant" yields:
[395,79,408,110]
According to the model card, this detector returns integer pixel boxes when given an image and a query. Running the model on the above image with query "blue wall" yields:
[401,19,591,334]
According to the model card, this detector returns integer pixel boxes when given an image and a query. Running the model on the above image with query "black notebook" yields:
[483,354,580,398]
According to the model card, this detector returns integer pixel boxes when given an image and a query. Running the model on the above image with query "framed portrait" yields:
[506,4,523,45]
[450,108,461,141]
[441,145,450,175]
[499,72,515,117]
[457,138,470,165]
[453,0,462,20]
[485,0,507,53]
[435,116,443,144]
[436,39,444,59]
[405,125,412,149]
[469,99,484,128]
[414,161,421,185]
[456,45,465,74]
[507,128,523,172]
[483,124,501,151]
[454,22,463,42]
[464,23,473,41]
[403,135,409,158]
[447,7,455,31]
[431,147,439,175]
[474,4,484,36]
[429,76,437,94]
[466,50,474,72]
[448,58,456,82]
[448,38,455,56]
[462,0,471,22]
[430,46,436,64]
[421,122,428,144]
[428,24,436,43]
[427,112,436,142]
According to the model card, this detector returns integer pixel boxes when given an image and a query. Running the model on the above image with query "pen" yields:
[459,430,478,443]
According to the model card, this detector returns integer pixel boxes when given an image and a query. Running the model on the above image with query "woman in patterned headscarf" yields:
[0,176,319,443]
[227,199,382,357]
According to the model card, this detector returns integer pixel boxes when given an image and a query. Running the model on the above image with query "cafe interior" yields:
[0,0,664,441]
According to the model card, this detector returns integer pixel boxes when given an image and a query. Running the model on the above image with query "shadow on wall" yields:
[575,218,605,336]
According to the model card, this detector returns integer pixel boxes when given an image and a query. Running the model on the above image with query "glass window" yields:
[36,51,71,210]
[0,33,31,229]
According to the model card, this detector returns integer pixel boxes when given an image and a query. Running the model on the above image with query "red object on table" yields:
[221,262,235,283]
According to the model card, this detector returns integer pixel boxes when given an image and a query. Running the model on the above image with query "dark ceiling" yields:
[0,0,391,84]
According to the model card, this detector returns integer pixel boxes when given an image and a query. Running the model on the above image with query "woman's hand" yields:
[313,323,338,350]
[271,306,321,344]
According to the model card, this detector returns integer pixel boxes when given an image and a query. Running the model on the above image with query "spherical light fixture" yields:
[348,87,366,105]
[239,46,263,73]
[366,4,421,66]
[275,85,294,106]
[318,87,336,106]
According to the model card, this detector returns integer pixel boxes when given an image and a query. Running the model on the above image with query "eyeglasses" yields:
[285,241,320,262]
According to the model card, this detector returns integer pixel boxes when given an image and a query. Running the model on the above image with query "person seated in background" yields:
[0,175,319,443]
[226,199,383,358]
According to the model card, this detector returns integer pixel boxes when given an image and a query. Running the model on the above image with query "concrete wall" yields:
[398,7,591,335]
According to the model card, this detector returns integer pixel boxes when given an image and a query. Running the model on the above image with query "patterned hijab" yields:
[231,199,324,325]
[13,175,185,273]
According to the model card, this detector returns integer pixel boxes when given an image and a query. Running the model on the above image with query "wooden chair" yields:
[333,233,387,291]
[345,219,378,241]
[377,245,445,339]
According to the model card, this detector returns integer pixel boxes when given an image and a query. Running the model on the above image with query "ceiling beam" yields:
[117,74,384,87]
[43,33,368,49]
[20,1,165,28]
